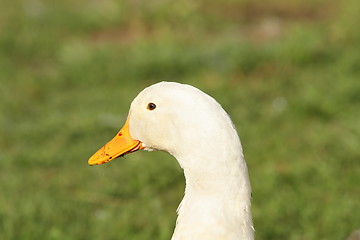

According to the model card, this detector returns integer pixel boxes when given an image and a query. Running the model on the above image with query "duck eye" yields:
[147,102,156,111]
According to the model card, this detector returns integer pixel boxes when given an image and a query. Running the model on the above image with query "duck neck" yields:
[171,143,254,240]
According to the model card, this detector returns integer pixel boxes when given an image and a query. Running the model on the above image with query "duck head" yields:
[88,81,238,170]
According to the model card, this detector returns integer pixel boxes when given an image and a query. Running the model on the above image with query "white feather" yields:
[127,82,254,240]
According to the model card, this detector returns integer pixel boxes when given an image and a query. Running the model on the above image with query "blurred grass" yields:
[0,0,359,239]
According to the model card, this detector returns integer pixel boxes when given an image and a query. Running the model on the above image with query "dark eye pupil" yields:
[147,103,156,110]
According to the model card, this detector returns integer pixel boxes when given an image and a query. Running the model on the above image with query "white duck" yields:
[88,82,254,240]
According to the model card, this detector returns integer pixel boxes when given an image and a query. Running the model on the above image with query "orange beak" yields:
[88,118,143,165]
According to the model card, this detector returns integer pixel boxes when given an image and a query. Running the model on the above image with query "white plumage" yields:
[89,82,254,240]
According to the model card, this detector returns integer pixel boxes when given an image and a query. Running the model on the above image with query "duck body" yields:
[89,82,254,240]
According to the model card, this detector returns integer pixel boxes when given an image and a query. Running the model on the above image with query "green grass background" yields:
[1,0,359,239]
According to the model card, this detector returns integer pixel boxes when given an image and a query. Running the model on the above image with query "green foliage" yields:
[0,0,359,239]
